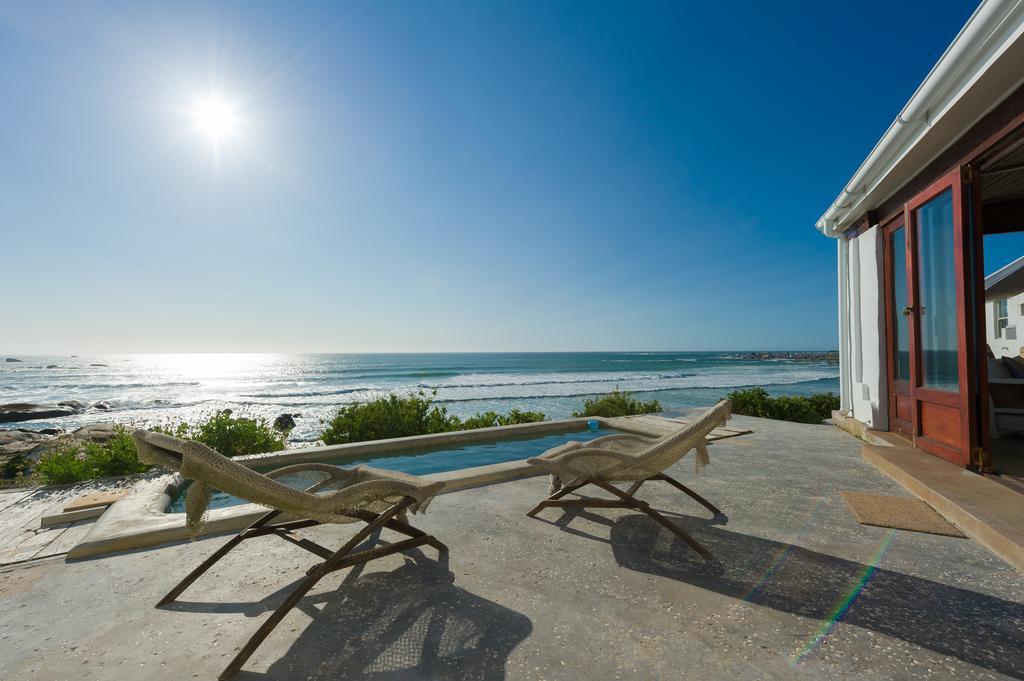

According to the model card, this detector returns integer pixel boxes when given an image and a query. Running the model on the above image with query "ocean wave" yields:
[240,386,371,399]
[251,372,838,407]
[78,381,203,389]
[302,368,468,380]
[602,358,697,363]
[0,380,203,390]
[417,372,696,390]
[0,355,840,425]
[432,376,838,403]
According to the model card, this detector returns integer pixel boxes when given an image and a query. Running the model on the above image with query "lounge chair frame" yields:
[158,496,447,680]
[525,400,732,561]
[526,472,717,560]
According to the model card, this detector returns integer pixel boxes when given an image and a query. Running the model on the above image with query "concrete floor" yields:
[1,414,1022,680]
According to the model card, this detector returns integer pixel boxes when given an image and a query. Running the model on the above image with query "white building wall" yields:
[987,292,1024,358]
[838,226,888,429]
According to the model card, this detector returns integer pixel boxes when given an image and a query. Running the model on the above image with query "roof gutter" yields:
[817,0,1024,238]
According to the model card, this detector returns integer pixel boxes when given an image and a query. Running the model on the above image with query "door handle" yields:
[902,306,914,317]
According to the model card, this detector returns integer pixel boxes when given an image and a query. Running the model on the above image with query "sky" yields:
[0,0,995,353]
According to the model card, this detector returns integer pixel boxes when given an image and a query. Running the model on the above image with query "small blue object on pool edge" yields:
[587,419,599,431]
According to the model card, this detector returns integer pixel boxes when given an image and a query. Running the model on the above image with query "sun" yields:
[191,94,240,145]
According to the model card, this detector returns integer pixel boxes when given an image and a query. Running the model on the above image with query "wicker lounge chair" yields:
[133,430,447,680]
[525,400,731,560]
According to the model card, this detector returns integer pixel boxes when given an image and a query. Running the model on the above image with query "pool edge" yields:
[68,416,661,560]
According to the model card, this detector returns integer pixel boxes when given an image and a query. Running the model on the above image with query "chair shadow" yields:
[163,533,432,617]
[529,492,727,545]
[605,514,1024,679]
[228,550,532,680]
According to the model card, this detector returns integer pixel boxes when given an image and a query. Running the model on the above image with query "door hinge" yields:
[963,164,977,184]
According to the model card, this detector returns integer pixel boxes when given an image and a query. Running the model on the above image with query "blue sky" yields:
[0,1,991,353]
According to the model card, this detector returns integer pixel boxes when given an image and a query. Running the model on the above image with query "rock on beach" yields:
[0,402,85,424]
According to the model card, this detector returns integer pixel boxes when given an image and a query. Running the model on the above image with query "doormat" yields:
[840,491,966,537]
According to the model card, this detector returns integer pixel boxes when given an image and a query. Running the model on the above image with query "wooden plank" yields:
[0,488,84,559]
[0,528,36,557]
[0,490,50,534]
[32,519,96,560]
[0,489,35,514]
[0,482,135,563]
[0,524,72,565]
[40,504,106,528]
[63,490,128,512]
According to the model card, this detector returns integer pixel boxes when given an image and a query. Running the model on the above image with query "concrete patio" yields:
[1,414,1021,680]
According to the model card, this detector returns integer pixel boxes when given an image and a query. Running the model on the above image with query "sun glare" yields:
[191,94,240,145]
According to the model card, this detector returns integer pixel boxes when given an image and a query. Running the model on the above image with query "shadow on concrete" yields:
[528,492,727,546]
[227,551,532,680]
[605,515,1024,679]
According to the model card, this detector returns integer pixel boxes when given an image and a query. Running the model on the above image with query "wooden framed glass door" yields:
[886,167,975,466]
[884,216,914,436]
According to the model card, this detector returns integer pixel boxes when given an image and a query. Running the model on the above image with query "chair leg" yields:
[157,509,281,607]
[652,473,721,515]
[387,520,449,554]
[591,480,713,561]
[219,498,420,680]
[351,510,449,555]
[526,482,586,517]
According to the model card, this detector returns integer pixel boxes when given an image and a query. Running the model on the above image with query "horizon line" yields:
[1,348,840,356]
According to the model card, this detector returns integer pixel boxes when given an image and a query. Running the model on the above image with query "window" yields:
[995,299,1009,338]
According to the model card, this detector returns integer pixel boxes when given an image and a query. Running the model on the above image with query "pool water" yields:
[166,425,623,513]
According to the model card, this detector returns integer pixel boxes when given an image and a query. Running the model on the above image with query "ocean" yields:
[0,352,839,443]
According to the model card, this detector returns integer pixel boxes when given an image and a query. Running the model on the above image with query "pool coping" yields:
[67,416,661,560]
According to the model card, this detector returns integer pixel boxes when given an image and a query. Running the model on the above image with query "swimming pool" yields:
[166,423,624,513]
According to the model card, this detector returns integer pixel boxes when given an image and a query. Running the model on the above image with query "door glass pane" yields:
[891,227,910,380]
[915,188,959,391]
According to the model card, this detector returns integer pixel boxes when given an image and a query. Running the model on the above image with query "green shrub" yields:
[725,387,839,424]
[82,428,150,478]
[321,392,461,445]
[156,410,286,458]
[320,392,548,444]
[806,392,843,418]
[573,389,662,418]
[35,426,148,485]
[458,409,548,429]
[34,413,286,485]
[35,445,91,485]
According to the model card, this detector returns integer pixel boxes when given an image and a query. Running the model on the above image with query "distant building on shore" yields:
[985,255,1024,358]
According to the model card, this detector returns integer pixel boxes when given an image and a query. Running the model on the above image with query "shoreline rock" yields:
[0,401,86,423]
[727,351,839,364]
[273,414,297,432]
[0,423,120,478]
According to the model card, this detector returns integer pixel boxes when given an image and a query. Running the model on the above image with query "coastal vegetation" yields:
[35,426,147,485]
[31,411,287,485]
[155,410,287,458]
[573,389,662,418]
[725,387,839,424]
[16,386,839,486]
[458,409,549,429]
[320,391,546,445]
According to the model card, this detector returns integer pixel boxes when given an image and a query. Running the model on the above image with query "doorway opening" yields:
[978,127,1024,490]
